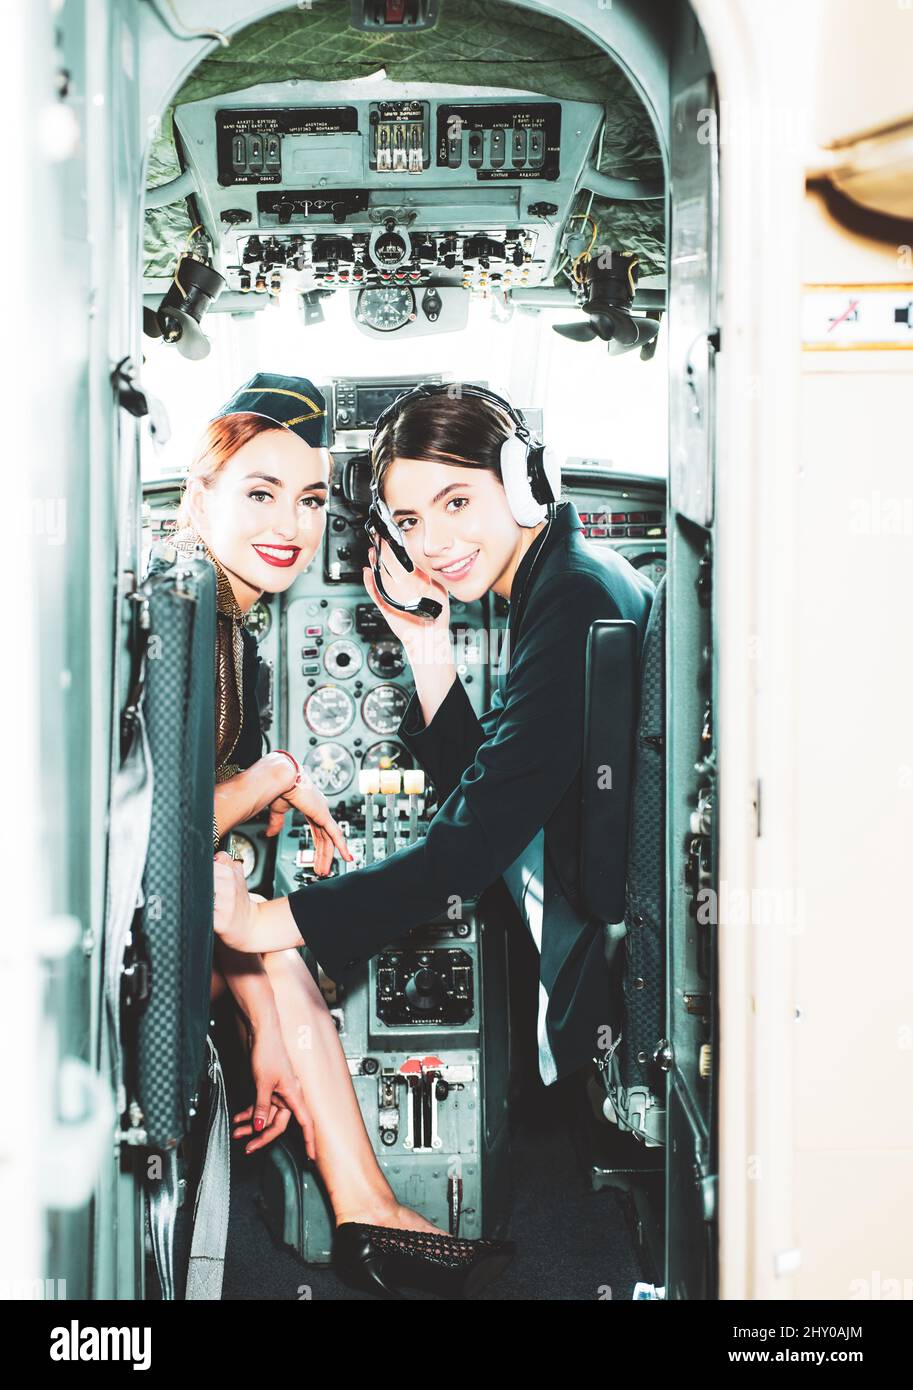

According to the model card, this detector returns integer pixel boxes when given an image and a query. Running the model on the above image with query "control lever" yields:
[358,766,380,863]
[379,766,401,856]
[403,768,425,842]
[400,1059,444,1152]
[358,765,426,863]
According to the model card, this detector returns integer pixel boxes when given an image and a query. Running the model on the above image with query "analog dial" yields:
[303,742,356,795]
[357,286,416,332]
[368,638,406,679]
[328,607,355,636]
[362,740,412,771]
[324,638,363,679]
[304,685,356,737]
[362,683,409,735]
[243,600,272,642]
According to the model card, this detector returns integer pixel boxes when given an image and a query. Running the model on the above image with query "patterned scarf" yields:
[171,525,247,784]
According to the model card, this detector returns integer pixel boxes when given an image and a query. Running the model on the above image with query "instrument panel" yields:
[286,590,490,808]
[172,82,605,300]
[563,470,668,590]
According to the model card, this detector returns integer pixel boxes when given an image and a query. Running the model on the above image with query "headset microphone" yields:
[364,485,444,620]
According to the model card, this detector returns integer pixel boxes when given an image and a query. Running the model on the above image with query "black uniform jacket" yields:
[288,500,654,1077]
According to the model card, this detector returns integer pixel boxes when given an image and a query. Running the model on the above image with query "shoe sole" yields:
[345,1254,408,1300]
[336,1231,515,1301]
[352,1251,513,1301]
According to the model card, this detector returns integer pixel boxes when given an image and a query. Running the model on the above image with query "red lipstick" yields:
[252,543,301,568]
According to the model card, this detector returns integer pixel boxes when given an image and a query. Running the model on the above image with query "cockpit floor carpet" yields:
[217,1077,649,1302]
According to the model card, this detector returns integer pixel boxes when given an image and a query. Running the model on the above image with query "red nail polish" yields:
[253,1116,265,1132]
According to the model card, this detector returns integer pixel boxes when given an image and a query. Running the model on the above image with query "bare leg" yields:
[212,966,253,1045]
[260,948,444,1234]
[211,966,282,1128]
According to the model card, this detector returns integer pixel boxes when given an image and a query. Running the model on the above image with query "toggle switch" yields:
[511,127,528,167]
[527,129,545,169]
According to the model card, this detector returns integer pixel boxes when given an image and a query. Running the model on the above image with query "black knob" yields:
[404,967,443,1012]
[363,1057,379,1075]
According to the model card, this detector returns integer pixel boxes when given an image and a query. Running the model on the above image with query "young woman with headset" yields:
[213,382,654,1263]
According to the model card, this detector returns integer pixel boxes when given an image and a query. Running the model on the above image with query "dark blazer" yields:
[289,500,654,1079]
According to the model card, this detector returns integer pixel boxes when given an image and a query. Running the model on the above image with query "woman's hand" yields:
[265,772,354,875]
[362,539,451,663]
[233,1022,317,1159]
[213,851,258,951]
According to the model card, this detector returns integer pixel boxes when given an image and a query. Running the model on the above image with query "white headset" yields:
[371,382,561,528]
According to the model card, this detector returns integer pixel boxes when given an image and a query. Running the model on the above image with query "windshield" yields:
[140,292,667,483]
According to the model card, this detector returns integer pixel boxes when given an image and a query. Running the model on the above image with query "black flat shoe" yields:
[333,1222,515,1300]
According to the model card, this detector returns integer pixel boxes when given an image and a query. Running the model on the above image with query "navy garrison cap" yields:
[216,372,329,447]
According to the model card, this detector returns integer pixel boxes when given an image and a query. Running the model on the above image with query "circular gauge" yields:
[373,229,409,265]
[243,600,272,643]
[328,607,354,636]
[325,638,363,679]
[304,684,356,737]
[227,832,257,879]
[362,683,409,735]
[357,286,417,332]
[631,551,666,588]
[368,638,406,679]
[362,741,413,772]
[304,743,355,795]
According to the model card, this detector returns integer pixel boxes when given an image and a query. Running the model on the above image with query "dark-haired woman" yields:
[214,383,654,1097]
[178,376,514,1298]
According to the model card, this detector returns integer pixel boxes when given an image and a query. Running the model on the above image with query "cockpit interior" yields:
[130,0,689,1303]
[19,0,912,1322]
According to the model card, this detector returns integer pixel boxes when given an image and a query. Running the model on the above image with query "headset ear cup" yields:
[500,433,546,527]
[540,444,562,505]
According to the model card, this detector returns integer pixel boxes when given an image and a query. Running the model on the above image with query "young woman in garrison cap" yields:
[176,373,513,1299]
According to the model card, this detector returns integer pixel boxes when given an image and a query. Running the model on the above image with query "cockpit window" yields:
[141,296,666,482]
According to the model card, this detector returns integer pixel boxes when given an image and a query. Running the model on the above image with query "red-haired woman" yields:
[176,373,513,1299]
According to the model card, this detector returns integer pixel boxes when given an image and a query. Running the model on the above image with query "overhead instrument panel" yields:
[171,81,605,303]
[216,106,361,185]
[436,103,560,180]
